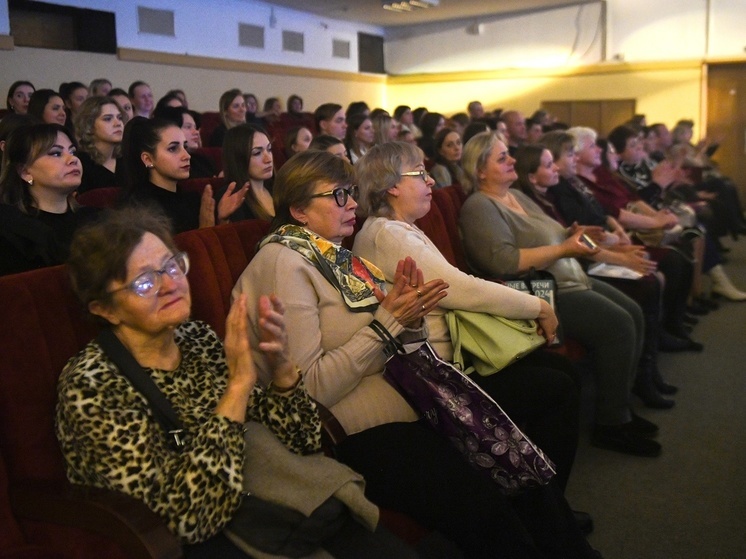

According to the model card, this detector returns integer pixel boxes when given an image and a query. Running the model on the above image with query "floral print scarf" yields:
[261,224,386,312]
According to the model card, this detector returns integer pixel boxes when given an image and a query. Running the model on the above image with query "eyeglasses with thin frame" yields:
[401,169,432,183]
[309,185,359,208]
[109,252,190,298]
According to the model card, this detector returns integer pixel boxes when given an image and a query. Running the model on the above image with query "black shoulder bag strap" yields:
[96,328,187,451]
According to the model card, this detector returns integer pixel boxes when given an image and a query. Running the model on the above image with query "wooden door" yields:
[541,99,635,137]
[706,63,746,208]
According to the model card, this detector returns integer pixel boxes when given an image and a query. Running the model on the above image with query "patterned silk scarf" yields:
[260,224,386,312]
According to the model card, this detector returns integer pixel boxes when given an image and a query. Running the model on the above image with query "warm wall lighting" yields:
[383,0,439,12]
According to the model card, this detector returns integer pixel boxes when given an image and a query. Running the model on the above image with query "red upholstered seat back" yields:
[76,186,121,209]
[0,267,99,485]
[198,111,221,147]
[430,186,469,272]
[175,220,271,338]
[0,450,25,551]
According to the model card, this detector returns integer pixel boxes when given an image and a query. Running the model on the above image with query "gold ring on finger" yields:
[416,289,423,298]
[421,304,426,311]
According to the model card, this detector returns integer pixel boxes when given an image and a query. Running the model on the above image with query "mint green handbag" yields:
[445,310,546,376]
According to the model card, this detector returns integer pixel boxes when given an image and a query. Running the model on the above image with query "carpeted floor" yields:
[566,236,746,559]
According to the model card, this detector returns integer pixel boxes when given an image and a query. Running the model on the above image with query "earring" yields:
[26,177,33,186]
[146,164,154,169]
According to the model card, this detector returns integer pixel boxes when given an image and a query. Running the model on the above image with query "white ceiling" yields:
[265,0,595,28]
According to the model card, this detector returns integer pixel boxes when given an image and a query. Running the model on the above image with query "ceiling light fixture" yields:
[383,0,439,12]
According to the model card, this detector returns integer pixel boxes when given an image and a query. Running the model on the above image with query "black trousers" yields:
[335,421,595,559]
[471,349,580,493]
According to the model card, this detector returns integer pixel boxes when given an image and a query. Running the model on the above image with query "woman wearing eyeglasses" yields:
[234,150,600,559]
[352,141,582,495]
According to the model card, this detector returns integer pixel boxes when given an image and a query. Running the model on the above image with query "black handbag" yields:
[95,328,350,558]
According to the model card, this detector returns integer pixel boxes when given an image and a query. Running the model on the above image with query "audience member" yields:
[120,117,244,232]
[74,96,126,193]
[501,110,527,156]
[417,112,445,159]
[0,123,97,275]
[88,78,112,97]
[221,124,274,221]
[467,100,485,121]
[344,112,374,164]
[27,89,67,126]
[153,106,215,178]
[109,88,135,121]
[354,141,580,493]
[128,81,155,118]
[284,125,313,159]
[209,89,247,147]
[460,131,661,457]
[308,134,350,163]
[6,80,35,115]
[314,103,347,140]
[430,127,464,188]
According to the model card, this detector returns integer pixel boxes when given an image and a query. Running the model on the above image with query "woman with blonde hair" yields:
[209,89,247,147]
[460,131,661,457]
[73,96,126,193]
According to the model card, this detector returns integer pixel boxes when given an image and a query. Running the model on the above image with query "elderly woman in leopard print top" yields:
[54,208,319,551]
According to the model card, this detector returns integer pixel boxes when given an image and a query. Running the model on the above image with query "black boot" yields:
[634,358,675,409]
[651,362,678,395]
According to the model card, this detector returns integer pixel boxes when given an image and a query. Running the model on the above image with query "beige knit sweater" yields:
[233,242,422,436]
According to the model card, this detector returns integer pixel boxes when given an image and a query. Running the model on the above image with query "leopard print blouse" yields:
[55,320,321,544]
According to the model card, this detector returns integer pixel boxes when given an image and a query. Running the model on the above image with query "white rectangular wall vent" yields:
[332,39,350,59]
[282,30,304,53]
[137,6,174,36]
[239,23,265,48]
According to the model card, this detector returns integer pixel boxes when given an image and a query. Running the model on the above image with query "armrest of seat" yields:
[10,480,182,559]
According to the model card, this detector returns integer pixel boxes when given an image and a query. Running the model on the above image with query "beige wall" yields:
[0,45,386,114]
[0,44,706,137]
[387,63,704,136]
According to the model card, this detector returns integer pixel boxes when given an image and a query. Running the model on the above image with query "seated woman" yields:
[309,134,351,163]
[57,207,413,559]
[513,140,681,408]
[417,112,446,160]
[59,81,89,132]
[27,89,67,126]
[233,150,601,559]
[6,80,35,115]
[429,127,465,188]
[284,125,313,160]
[209,89,246,147]
[460,132,661,457]
[73,96,126,193]
[262,97,282,125]
[154,106,216,178]
[371,113,398,147]
[243,93,265,127]
[0,123,97,275]
[344,113,374,164]
[352,141,580,493]
[88,78,112,98]
[120,117,246,233]
[221,124,274,221]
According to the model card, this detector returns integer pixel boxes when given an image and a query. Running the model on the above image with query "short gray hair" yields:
[355,141,422,217]
[567,126,597,151]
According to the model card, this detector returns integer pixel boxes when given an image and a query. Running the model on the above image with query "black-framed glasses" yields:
[309,185,359,207]
[401,169,432,183]
[109,252,190,298]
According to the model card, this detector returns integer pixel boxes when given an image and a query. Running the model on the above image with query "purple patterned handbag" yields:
[383,341,556,495]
